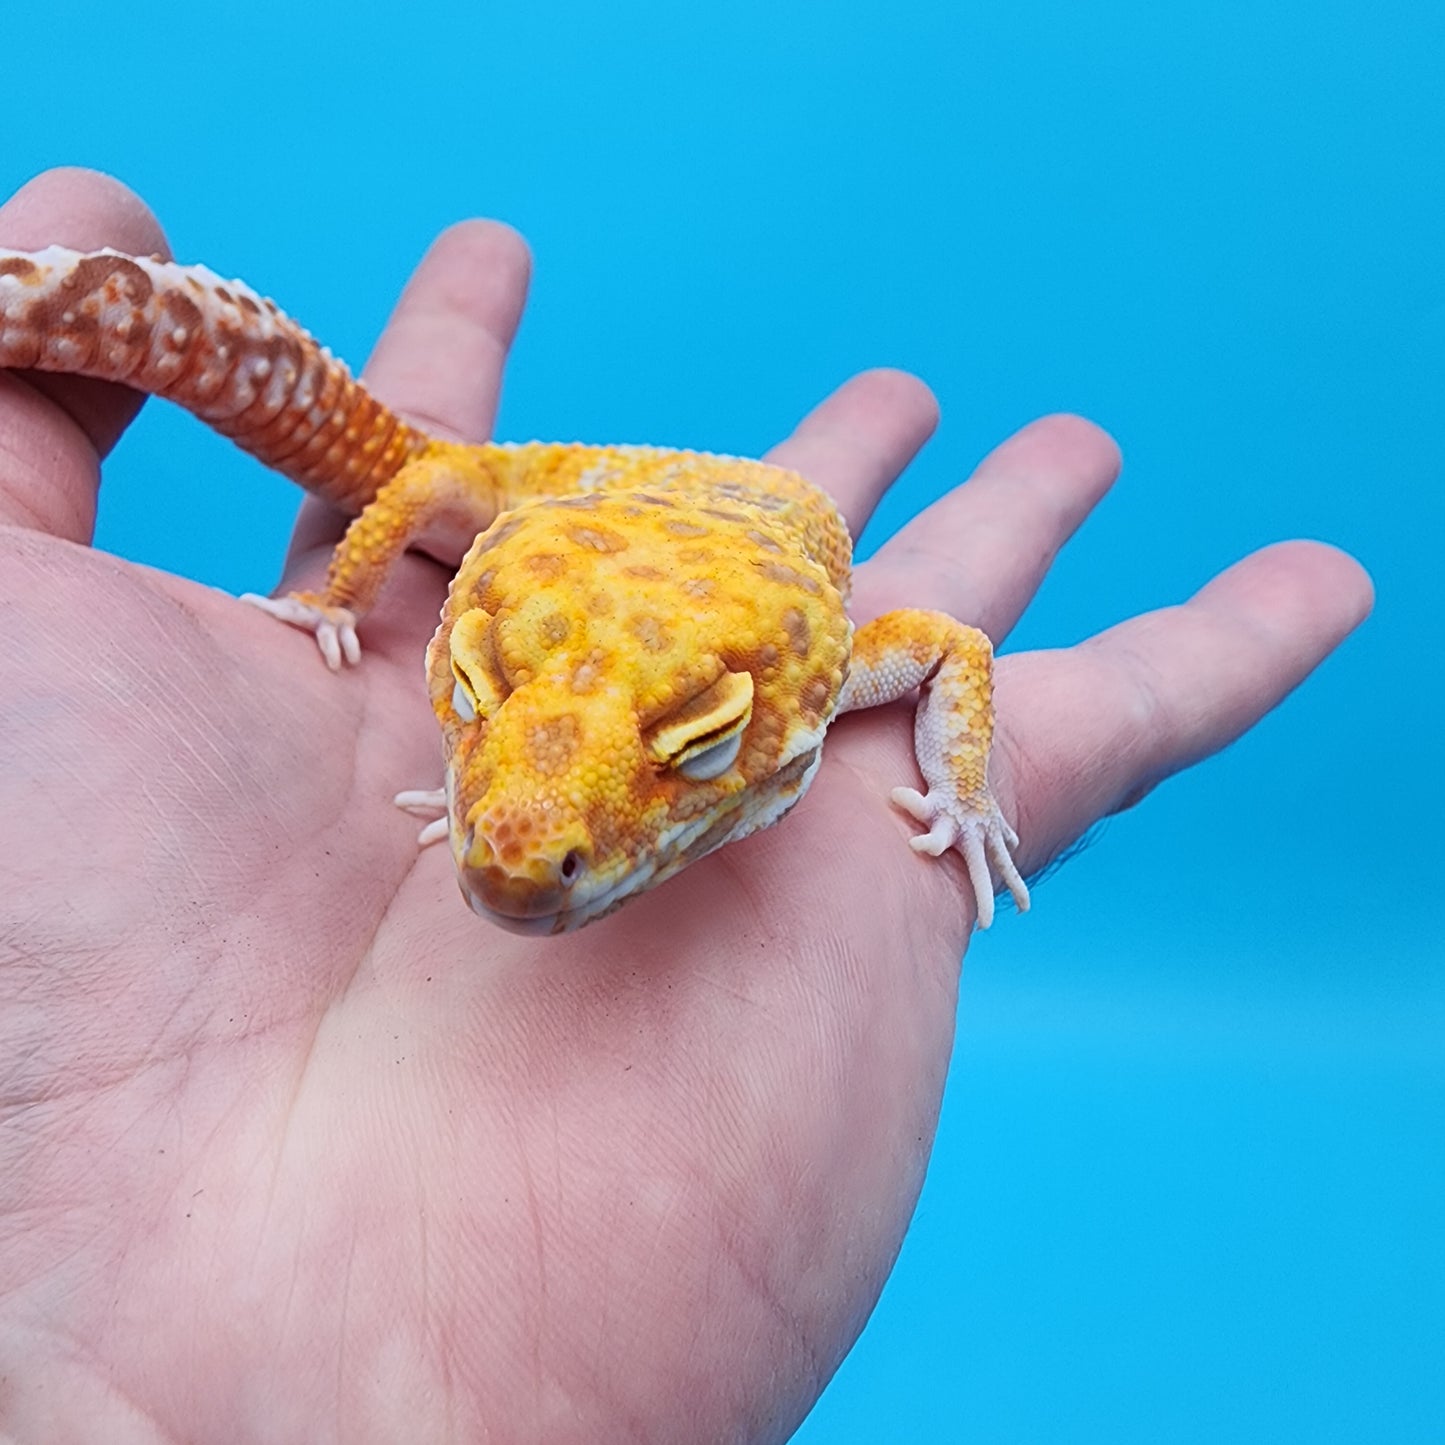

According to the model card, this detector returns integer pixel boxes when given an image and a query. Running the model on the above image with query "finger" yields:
[852,412,1121,636]
[362,218,532,441]
[0,168,169,541]
[764,368,939,537]
[998,540,1374,870]
[286,218,533,562]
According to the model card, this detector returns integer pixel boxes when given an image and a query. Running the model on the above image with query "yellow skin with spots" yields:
[0,246,1029,933]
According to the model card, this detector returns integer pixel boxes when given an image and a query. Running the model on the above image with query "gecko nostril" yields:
[559,849,584,885]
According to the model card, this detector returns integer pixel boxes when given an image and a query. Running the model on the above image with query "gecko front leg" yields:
[837,609,1029,928]
[244,441,503,668]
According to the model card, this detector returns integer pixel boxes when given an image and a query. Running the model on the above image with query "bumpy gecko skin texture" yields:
[0,245,1030,933]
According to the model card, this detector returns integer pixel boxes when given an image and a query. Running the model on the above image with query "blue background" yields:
[5,1,1440,1438]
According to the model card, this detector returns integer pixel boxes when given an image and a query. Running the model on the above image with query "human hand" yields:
[0,168,1371,1443]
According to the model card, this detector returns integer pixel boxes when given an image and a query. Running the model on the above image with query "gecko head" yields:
[425,491,851,933]
[439,664,769,934]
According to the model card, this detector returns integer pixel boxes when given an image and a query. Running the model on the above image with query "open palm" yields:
[0,170,1371,1443]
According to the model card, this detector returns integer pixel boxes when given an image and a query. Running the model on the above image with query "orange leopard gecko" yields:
[0,245,1029,933]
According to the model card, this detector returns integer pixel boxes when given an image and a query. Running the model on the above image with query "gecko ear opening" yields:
[646,669,753,776]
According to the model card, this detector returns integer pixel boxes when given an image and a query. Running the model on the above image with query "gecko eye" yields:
[451,678,477,722]
[675,730,744,781]
[646,669,753,780]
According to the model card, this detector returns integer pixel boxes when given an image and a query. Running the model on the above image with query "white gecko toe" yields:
[890,785,1029,929]
[241,593,361,670]
[394,788,447,815]
[394,788,449,847]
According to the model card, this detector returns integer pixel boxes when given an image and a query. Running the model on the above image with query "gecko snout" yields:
[457,815,594,932]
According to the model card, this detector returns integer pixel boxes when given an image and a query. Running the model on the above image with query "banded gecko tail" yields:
[0,247,426,515]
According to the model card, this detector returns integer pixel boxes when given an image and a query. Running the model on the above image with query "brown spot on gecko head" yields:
[568,523,629,553]
[467,568,498,604]
[538,612,571,647]
[799,673,835,723]
[759,560,822,595]
[781,606,811,657]
[705,479,751,501]
[526,553,567,580]
[630,614,673,652]
[472,515,524,555]
[0,257,39,282]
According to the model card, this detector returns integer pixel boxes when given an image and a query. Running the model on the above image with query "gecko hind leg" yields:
[837,609,1029,929]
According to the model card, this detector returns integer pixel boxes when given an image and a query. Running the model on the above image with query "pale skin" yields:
[0,169,1372,1444]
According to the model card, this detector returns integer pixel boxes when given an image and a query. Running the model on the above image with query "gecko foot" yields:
[394,788,448,847]
[241,592,360,671]
[890,786,1030,929]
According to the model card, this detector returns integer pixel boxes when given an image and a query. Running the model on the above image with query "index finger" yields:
[285,218,532,564]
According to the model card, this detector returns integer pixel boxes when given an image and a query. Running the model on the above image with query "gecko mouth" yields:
[454,792,751,934]
[460,865,653,936]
